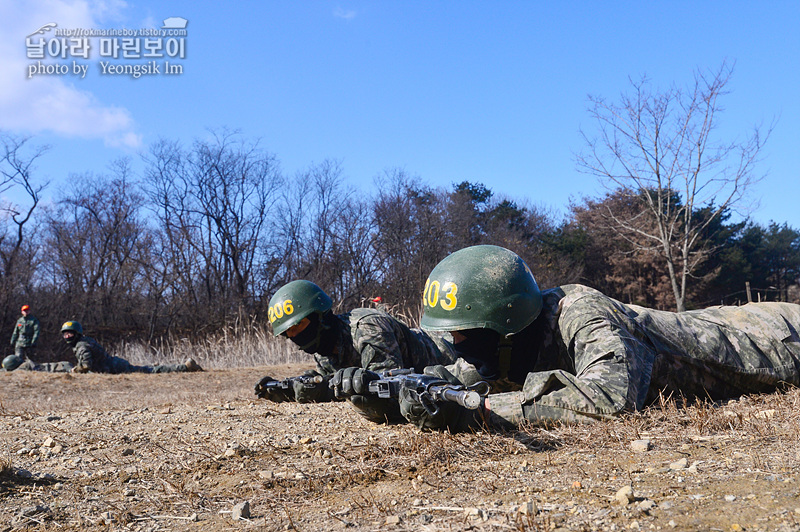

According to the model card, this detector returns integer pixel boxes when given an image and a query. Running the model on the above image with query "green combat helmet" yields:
[268,280,333,336]
[420,245,543,336]
[61,321,83,335]
[2,354,23,371]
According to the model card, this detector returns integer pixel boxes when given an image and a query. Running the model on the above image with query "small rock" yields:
[189,513,198,522]
[669,458,688,470]
[15,468,33,479]
[386,515,401,525]
[100,511,113,524]
[724,495,736,502]
[43,437,56,448]
[519,501,537,515]
[638,499,656,512]
[615,485,634,505]
[258,470,274,480]
[572,480,583,489]
[19,505,49,517]
[631,439,652,452]
[224,448,237,458]
[124,489,135,497]
[232,501,250,520]
[300,437,313,445]
[669,520,677,528]
[121,448,134,456]
[730,525,743,532]
[51,444,63,454]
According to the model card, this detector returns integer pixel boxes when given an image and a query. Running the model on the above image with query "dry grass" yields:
[114,325,307,369]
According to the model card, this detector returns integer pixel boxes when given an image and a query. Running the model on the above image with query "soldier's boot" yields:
[184,357,203,372]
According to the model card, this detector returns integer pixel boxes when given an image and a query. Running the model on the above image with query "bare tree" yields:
[577,61,771,311]
[0,133,49,325]
[269,160,379,311]
[42,159,150,329]
[143,131,283,326]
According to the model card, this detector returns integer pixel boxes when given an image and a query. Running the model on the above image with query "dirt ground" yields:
[2,365,800,531]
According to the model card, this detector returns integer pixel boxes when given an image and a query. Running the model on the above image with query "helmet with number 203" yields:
[268,280,333,336]
[420,245,543,337]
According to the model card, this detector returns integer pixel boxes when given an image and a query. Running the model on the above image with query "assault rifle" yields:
[368,368,490,416]
[255,374,324,398]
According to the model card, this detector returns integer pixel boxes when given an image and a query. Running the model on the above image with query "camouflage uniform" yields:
[72,336,194,374]
[444,285,800,427]
[17,359,74,372]
[10,314,40,358]
[313,308,455,376]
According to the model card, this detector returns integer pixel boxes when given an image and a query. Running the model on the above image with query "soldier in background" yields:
[61,321,202,374]
[2,354,72,372]
[336,245,800,432]
[255,280,455,421]
[10,305,40,360]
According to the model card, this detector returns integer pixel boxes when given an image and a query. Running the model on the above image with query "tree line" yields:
[1,130,798,360]
[3,62,794,359]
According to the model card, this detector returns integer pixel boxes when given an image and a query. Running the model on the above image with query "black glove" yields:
[330,367,404,423]
[254,376,294,402]
[293,371,335,403]
[329,367,380,398]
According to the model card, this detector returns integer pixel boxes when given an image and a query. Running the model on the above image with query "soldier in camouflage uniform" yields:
[61,321,202,374]
[3,354,73,372]
[336,245,800,432]
[255,280,455,420]
[10,305,40,360]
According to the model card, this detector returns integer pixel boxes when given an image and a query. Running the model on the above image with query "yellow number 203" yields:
[422,279,458,311]
[268,299,294,323]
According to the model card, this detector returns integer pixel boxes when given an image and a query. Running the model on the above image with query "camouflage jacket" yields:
[446,285,800,427]
[10,315,40,347]
[314,308,456,376]
[71,336,112,373]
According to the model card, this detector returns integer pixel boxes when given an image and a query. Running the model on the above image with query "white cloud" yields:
[0,0,140,148]
[333,7,357,20]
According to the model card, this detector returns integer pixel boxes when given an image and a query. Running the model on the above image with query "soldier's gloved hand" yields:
[254,376,294,402]
[329,367,380,398]
[398,380,485,433]
[293,371,335,403]
[330,367,403,423]
[424,361,487,386]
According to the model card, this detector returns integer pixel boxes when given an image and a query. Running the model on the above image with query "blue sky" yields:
[1,1,798,228]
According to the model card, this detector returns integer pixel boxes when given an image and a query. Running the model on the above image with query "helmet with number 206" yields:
[420,245,543,337]
[268,280,333,336]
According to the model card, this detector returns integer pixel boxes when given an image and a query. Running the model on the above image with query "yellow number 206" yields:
[268,299,294,323]
[422,279,458,311]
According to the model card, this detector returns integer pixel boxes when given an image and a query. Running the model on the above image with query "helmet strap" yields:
[496,338,513,381]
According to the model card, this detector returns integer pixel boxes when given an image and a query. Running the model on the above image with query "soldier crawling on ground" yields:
[255,280,454,421]
[330,245,800,432]
[2,354,73,372]
[60,321,203,374]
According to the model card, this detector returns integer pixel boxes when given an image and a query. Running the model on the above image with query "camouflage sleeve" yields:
[73,342,94,371]
[10,323,18,345]
[31,318,40,345]
[488,293,657,427]
[351,314,405,372]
